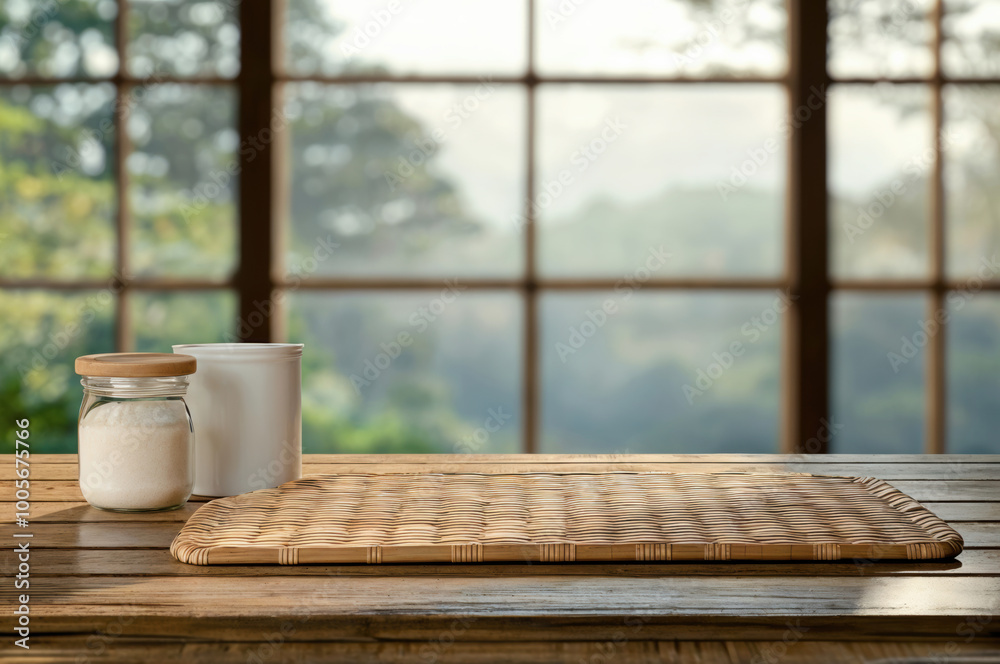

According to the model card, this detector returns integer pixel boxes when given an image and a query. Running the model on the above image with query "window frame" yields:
[3,0,998,454]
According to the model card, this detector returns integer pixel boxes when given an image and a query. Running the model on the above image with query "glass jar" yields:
[75,353,197,512]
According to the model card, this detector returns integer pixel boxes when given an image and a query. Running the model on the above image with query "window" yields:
[1,0,998,455]
[828,0,1000,454]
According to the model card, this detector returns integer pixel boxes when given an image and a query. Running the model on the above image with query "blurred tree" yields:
[0,0,498,454]
[0,0,118,78]
[1,0,998,456]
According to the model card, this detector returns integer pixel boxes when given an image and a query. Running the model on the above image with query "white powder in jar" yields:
[78,400,194,511]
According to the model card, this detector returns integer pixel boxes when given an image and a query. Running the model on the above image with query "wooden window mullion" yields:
[928,0,947,453]
[237,0,278,343]
[785,0,831,453]
[113,1,132,351]
[524,0,538,454]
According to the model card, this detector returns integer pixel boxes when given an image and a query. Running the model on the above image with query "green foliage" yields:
[0,290,114,454]
[2,0,999,458]
[0,0,117,78]
[285,84,486,273]
[0,86,116,279]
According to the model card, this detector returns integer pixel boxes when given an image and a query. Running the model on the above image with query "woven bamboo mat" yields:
[170,472,964,565]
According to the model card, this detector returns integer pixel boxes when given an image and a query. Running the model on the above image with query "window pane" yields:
[127,84,237,279]
[131,290,236,351]
[943,0,1000,78]
[944,85,1000,279]
[829,85,932,279]
[0,0,118,78]
[831,293,925,453]
[283,83,524,277]
[289,291,521,453]
[537,0,786,77]
[828,0,935,79]
[283,0,526,76]
[541,292,781,453]
[0,84,116,279]
[127,0,239,79]
[537,85,785,277]
[948,294,1000,453]
[0,290,114,454]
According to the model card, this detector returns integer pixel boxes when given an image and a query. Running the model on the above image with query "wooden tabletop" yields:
[3,454,999,663]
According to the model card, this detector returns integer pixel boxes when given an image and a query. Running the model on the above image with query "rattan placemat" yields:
[170,472,964,565]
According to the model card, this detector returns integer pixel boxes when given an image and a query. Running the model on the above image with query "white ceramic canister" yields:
[172,343,303,496]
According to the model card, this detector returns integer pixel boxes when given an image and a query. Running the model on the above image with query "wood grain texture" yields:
[74,352,196,377]
[7,477,998,503]
[169,472,965,565]
[3,576,999,641]
[6,499,998,524]
[3,639,1000,664]
[22,453,1000,464]
[6,520,999,553]
[12,548,1000,577]
[3,453,999,652]
[9,460,1000,480]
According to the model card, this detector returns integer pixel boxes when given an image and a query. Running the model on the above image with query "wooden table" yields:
[3,454,1000,663]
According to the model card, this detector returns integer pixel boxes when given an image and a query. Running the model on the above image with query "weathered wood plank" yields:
[953,522,1000,547]
[8,479,998,503]
[313,462,1000,481]
[0,522,175,548]
[9,547,1000,577]
[2,520,997,551]
[0,501,203,522]
[22,453,1000,464]
[889,481,1000,502]
[4,500,996,524]
[15,573,1000,615]
[9,461,1000,481]
[920,502,1000,521]
[3,455,999,649]
[3,576,998,641]
[2,639,1000,664]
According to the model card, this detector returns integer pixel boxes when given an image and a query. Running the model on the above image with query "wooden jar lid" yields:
[75,353,197,377]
